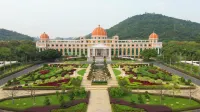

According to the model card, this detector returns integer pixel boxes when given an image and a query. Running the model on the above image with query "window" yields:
[56,44,58,47]
[132,48,134,55]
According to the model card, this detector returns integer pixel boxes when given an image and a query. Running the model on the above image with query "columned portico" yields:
[87,44,111,62]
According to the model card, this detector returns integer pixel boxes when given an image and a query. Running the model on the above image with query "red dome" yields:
[40,32,49,40]
[92,25,107,37]
[149,32,158,39]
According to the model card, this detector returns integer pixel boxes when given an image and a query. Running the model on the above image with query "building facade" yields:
[36,25,162,61]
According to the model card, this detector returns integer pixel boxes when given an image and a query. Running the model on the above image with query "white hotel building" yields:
[36,25,162,61]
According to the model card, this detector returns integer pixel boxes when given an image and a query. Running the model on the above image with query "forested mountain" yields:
[0,29,34,41]
[105,13,200,41]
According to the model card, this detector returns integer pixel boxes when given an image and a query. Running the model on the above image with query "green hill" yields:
[0,29,34,41]
[105,13,200,41]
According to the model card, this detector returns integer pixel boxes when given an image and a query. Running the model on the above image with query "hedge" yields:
[126,85,196,90]
[91,80,107,85]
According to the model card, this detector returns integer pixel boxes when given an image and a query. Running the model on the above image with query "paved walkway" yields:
[154,62,200,86]
[0,63,43,86]
[0,88,61,99]
[87,90,112,112]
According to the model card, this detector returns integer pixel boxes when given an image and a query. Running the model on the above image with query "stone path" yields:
[80,64,118,112]
[87,90,112,112]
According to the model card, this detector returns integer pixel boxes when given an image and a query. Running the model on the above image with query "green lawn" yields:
[120,93,200,110]
[51,103,87,112]
[77,69,86,76]
[113,69,121,76]
[0,94,85,110]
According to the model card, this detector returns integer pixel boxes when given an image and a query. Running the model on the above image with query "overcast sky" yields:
[0,0,199,38]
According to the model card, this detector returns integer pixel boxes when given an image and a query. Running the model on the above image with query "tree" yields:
[26,85,36,104]
[138,94,144,104]
[38,49,62,61]
[4,87,18,104]
[0,47,11,71]
[44,97,51,105]
[68,91,74,101]
[140,49,157,61]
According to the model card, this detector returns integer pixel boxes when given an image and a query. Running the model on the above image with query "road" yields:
[154,62,200,86]
[0,63,43,86]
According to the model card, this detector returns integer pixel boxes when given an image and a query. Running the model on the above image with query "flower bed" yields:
[39,70,50,75]
[129,78,160,85]
[39,78,70,87]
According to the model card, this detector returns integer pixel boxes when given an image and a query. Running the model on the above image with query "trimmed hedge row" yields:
[126,85,196,90]
[91,80,107,85]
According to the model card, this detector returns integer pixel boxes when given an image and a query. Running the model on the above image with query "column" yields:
[109,48,111,57]
[87,48,90,57]
[93,48,95,56]
[62,49,65,56]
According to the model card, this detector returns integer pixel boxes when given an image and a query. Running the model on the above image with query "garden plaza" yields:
[36,25,162,61]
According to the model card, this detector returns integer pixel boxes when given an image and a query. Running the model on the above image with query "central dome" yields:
[92,25,107,37]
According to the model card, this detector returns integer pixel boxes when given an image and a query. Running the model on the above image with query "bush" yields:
[109,87,125,98]
[118,78,128,86]
[44,97,51,105]
[68,91,74,101]
[145,91,150,99]
[138,94,144,104]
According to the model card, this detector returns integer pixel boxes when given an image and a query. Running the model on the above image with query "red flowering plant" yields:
[39,70,50,75]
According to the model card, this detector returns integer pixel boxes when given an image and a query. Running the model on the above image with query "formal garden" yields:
[3,63,88,90]
[108,87,200,112]
[112,64,195,89]
[0,88,89,112]
[87,61,111,85]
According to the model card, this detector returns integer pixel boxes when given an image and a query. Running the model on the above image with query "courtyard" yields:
[0,58,200,112]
